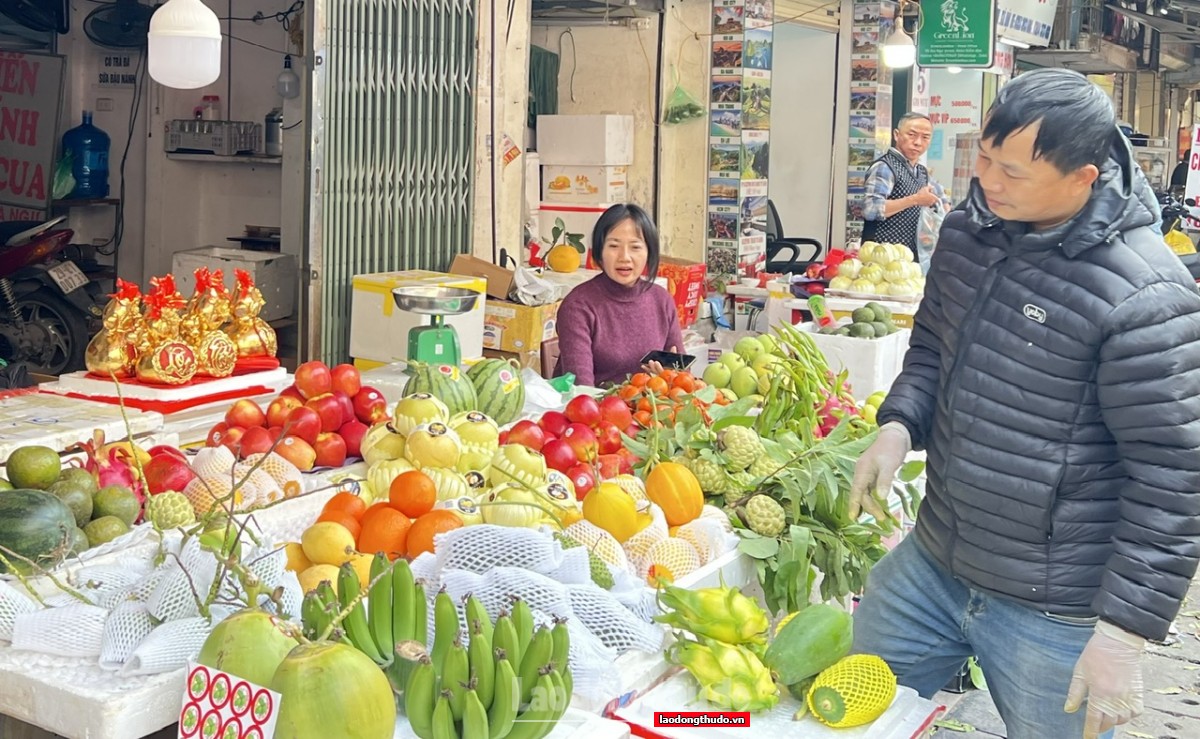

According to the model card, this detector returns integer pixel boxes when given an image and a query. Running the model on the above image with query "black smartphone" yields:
[641,350,697,370]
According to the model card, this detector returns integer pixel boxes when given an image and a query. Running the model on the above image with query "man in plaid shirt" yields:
[862,113,953,255]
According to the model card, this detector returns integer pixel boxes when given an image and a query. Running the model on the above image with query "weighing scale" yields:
[391,286,481,366]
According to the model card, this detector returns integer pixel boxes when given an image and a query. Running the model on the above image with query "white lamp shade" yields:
[148,0,222,89]
[882,29,916,69]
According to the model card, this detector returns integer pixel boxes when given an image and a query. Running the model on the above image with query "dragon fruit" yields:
[69,431,146,521]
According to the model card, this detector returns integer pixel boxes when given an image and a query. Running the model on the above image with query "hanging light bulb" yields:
[882,27,916,68]
[276,55,301,100]
[148,0,222,89]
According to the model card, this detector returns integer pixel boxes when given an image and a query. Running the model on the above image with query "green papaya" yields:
[763,604,853,685]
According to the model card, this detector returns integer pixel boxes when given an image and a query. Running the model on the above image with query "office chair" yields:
[765,200,824,274]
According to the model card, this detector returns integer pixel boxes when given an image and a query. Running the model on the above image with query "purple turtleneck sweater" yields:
[554,272,684,387]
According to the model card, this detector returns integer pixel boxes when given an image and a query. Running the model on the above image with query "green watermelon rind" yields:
[467,358,526,425]
[404,364,478,417]
[0,489,76,574]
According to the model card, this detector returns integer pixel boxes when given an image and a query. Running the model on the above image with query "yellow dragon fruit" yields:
[655,580,770,652]
[668,638,779,712]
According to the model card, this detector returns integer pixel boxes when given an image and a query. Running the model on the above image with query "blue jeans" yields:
[853,535,1113,739]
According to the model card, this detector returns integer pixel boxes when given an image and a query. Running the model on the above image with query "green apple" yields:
[734,336,766,363]
[702,362,732,389]
[860,404,878,425]
[756,333,778,356]
[751,352,780,374]
[718,352,746,371]
[866,391,887,410]
[730,366,760,399]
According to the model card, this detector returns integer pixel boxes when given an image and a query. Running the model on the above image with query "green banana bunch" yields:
[337,562,387,664]
[367,553,394,663]
[469,617,495,709]
[510,597,534,661]
[314,580,343,642]
[431,588,460,677]
[493,611,521,669]
[300,591,327,641]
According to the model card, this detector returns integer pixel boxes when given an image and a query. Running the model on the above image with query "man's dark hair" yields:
[982,68,1117,174]
[590,203,661,281]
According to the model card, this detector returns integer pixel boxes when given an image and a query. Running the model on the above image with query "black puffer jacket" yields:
[878,139,1200,641]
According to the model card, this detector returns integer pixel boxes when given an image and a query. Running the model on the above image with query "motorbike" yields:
[0,217,104,376]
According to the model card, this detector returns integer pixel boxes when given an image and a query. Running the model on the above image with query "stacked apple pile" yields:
[206,361,391,472]
[499,394,639,500]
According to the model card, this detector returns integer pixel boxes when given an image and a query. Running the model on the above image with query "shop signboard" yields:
[917,0,996,68]
[1182,125,1200,232]
[0,51,66,213]
[995,0,1055,49]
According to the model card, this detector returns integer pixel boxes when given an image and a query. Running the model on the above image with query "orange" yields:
[617,384,640,401]
[633,410,652,428]
[362,501,399,525]
[629,372,651,388]
[668,387,688,402]
[322,491,367,521]
[659,369,678,384]
[317,509,362,540]
[672,374,696,393]
[646,376,669,396]
[356,506,411,560]
[389,470,437,518]
[406,510,464,558]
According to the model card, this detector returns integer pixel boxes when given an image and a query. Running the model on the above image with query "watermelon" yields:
[467,358,525,425]
[0,489,77,574]
[403,363,477,416]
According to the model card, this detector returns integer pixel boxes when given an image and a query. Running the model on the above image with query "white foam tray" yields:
[50,367,290,402]
[0,393,163,464]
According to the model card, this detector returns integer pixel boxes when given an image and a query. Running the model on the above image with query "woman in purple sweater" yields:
[554,204,684,387]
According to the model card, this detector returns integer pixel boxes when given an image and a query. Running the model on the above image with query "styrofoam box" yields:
[349,270,486,365]
[536,115,634,166]
[538,203,615,254]
[542,165,628,203]
[172,247,297,322]
[805,322,910,397]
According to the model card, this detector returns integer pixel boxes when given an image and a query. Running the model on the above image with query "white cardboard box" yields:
[536,115,634,166]
[542,165,628,203]
[349,270,486,367]
[805,323,910,397]
[172,247,297,322]
[538,202,615,253]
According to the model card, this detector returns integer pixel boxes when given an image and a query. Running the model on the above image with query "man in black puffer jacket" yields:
[850,69,1200,739]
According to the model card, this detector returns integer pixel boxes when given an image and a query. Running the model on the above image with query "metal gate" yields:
[312,0,478,364]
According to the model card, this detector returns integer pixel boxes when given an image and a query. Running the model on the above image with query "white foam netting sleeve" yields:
[257,570,304,621]
[99,601,155,670]
[119,616,210,677]
[0,580,40,641]
[246,546,287,588]
[72,561,155,605]
[429,525,567,576]
[11,604,109,658]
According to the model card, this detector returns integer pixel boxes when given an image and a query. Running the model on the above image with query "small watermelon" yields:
[466,358,525,425]
[403,363,477,416]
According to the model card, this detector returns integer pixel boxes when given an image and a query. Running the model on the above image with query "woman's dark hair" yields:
[589,203,661,282]
[982,68,1117,174]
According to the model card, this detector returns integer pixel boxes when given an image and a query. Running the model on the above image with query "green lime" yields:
[5,445,62,490]
[58,467,99,495]
[93,485,140,526]
[83,515,130,547]
[47,480,94,527]
[0,477,12,491]
[68,526,90,555]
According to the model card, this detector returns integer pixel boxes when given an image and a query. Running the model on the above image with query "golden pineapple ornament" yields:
[85,278,145,379]
[224,268,277,358]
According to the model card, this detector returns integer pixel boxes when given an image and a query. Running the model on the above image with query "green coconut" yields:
[270,641,396,739]
[198,608,298,687]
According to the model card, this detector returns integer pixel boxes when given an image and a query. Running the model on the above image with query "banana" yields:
[337,562,386,663]
[502,670,558,739]
[550,617,572,700]
[431,588,460,677]
[518,626,553,705]
[493,612,521,669]
[443,637,471,721]
[547,667,569,718]
[392,557,416,643]
[315,581,345,643]
[510,597,534,662]
[487,654,519,739]
[367,553,394,662]
[404,655,438,739]
[413,581,428,646]
[300,591,326,641]
[463,685,491,739]
[431,690,457,739]
[469,618,495,710]
[465,594,493,645]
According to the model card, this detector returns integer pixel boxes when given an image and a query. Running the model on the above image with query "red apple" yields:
[352,386,389,424]
[599,395,634,430]
[498,430,509,446]
[267,395,304,428]
[294,361,333,400]
[595,454,625,480]
[147,444,187,461]
[565,395,602,428]
[561,423,598,463]
[239,426,275,459]
[274,435,317,471]
[538,411,570,439]
[333,391,356,425]
[279,384,304,402]
[267,426,285,442]
[144,453,197,495]
[314,432,348,468]
[284,406,322,445]
[615,447,638,472]
[507,419,547,451]
[305,393,345,432]
[225,399,267,429]
[541,439,578,474]
[594,421,623,456]
[331,363,362,397]
[206,422,231,447]
[219,426,247,454]
[338,419,368,458]
[567,462,597,500]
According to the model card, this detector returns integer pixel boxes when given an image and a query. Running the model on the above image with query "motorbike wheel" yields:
[6,287,88,376]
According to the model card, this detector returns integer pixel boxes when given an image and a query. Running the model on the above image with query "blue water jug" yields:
[61,111,110,199]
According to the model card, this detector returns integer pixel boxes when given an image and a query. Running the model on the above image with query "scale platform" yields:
[392,286,480,366]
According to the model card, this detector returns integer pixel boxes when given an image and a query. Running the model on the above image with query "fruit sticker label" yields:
[179,663,281,739]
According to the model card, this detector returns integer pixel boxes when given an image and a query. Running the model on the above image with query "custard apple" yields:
[742,495,785,537]
[690,457,727,494]
[748,455,779,479]
[147,491,196,529]
[719,426,764,471]
[670,455,693,472]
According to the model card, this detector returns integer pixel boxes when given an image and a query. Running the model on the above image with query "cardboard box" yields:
[483,298,560,355]
[449,254,514,300]
[658,256,707,329]
[172,247,297,322]
[805,324,910,397]
[538,203,614,254]
[483,348,546,377]
[349,270,486,364]
[536,115,634,166]
[826,296,916,328]
[542,165,628,203]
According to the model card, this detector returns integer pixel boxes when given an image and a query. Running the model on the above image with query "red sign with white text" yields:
[1184,125,1200,232]
[0,51,65,211]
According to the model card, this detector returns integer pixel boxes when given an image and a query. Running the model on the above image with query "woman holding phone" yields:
[554,203,684,387]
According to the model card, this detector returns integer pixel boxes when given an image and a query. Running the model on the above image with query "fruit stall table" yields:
[0,393,165,465]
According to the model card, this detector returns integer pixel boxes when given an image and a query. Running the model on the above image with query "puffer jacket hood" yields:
[960,133,1162,258]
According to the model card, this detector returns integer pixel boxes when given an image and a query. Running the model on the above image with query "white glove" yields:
[1064,620,1145,739]
[848,422,910,526]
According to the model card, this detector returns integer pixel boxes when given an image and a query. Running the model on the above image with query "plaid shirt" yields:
[863,148,953,221]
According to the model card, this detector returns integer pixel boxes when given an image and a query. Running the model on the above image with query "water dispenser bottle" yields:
[61,111,110,199]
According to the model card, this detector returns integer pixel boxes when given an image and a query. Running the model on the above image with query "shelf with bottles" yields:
[52,198,120,210]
